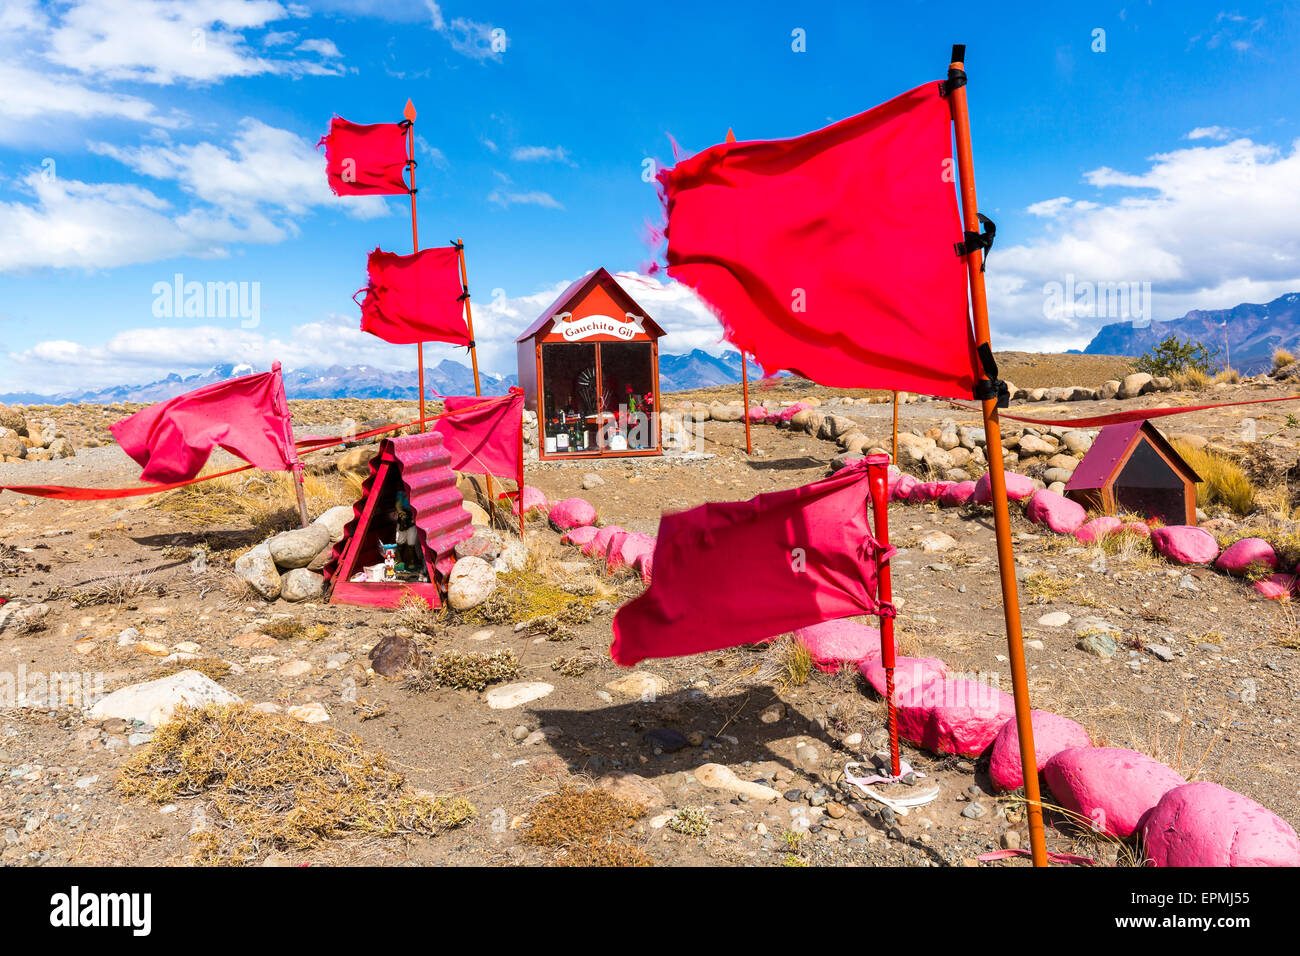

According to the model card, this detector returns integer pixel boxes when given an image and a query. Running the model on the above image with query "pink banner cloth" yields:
[432,388,524,482]
[109,368,295,483]
[611,462,894,666]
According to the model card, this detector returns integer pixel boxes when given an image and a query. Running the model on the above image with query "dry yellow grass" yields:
[1173,367,1209,388]
[1273,348,1295,372]
[158,468,354,538]
[117,704,473,864]
[1171,440,1256,516]
[1213,368,1240,384]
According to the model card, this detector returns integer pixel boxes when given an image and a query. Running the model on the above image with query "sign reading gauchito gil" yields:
[557,312,646,342]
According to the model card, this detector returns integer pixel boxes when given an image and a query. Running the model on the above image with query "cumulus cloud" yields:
[987,133,1300,351]
[487,189,563,210]
[511,145,573,164]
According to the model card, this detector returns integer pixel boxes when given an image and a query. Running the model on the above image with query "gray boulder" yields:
[267,525,332,570]
[235,542,281,600]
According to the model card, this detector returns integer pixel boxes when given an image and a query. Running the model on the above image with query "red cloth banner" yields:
[433,388,524,482]
[109,369,296,484]
[318,117,410,196]
[657,82,978,399]
[360,246,471,346]
[610,462,894,667]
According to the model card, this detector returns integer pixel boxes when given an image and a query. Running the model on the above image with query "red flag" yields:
[610,462,894,667]
[318,117,410,196]
[359,246,471,346]
[657,82,978,399]
[109,368,296,484]
[433,389,524,481]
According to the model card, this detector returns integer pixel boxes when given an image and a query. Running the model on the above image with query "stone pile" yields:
[0,407,76,463]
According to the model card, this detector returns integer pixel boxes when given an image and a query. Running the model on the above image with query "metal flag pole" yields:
[946,43,1047,867]
[455,238,497,521]
[402,99,426,434]
[272,361,310,528]
[724,127,753,457]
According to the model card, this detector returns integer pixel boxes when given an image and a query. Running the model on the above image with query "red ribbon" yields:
[946,392,1300,428]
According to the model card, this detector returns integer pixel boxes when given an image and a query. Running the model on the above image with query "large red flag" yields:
[109,368,296,484]
[610,462,895,667]
[433,389,524,481]
[318,117,410,196]
[657,82,979,399]
[359,247,471,346]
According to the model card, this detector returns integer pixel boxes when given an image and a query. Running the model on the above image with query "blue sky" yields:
[1,0,1298,394]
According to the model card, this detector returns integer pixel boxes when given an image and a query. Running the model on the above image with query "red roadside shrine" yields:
[516,268,665,461]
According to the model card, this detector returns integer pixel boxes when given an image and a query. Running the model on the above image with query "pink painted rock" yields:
[779,402,811,422]
[635,551,653,585]
[1025,489,1087,534]
[582,525,624,557]
[1150,525,1219,565]
[1253,573,1295,601]
[939,480,976,507]
[907,480,951,503]
[972,470,1037,505]
[1141,781,1300,867]
[890,474,919,501]
[603,530,632,570]
[548,497,596,530]
[746,405,768,422]
[860,656,948,702]
[791,619,882,673]
[560,525,599,548]
[1121,521,1152,537]
[613,532,656,572]
[896,679,1015,757]
[1215,537,1279,576]
[1075,516,1122,544]
[1044,747,1185,839]
[989,710,1092,793]
[510,485,549,517]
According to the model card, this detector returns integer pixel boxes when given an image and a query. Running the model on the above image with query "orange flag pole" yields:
[403,99,426,434]
[946,44,1046,867]
[455,238,497,523]
[724,128,753,457]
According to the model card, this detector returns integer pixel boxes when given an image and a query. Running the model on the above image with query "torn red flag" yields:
[656,81,978,399]
[610,462,894,667]
[433,388,524,482]
[109,368,296,484]
[359,246,471,346]
[318,117,410,196]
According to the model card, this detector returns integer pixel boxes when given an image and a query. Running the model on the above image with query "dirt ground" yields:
[0,377,1297,867]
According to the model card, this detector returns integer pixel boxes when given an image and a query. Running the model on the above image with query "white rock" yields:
[1037,611,1071,628]
[235,542,281,600]
[313,505,355,543]
[287,702,330,723]
[448,556,496,611]
[918,530,958,554]
[88,670,241,727]
[605,672,665,700]
[694,763,780,802]
[485,681,555,709]
[280,568,325,602]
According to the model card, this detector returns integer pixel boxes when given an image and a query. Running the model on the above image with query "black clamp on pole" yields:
[954,213,996,272]
[973,342,1010,408]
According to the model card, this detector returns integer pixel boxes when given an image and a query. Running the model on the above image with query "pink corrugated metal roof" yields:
[323,431,473,587]
[514,267,665,342]
[1065,420,1199,491]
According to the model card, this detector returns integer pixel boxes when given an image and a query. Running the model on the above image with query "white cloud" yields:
[987,134,1300,351]
[1187,126,1234,141]
[0,120,391,274]
[0,63,182,142]
[487,189,563,210]
[0,172,228,272]
[511,144,573,164]
[89,119,390,219]
[41,0,340,84]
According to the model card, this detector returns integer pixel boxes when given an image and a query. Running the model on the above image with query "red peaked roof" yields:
[514,267,665,342]
[1065,420,1200,492]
